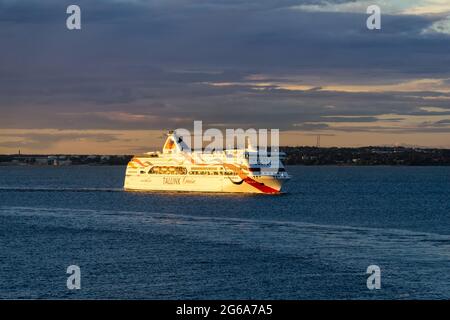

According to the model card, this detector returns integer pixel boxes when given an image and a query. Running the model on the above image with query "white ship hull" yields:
[124,171,288,194]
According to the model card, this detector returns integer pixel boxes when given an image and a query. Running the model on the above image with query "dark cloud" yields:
[318,116,388,123]
[0,0,450,136]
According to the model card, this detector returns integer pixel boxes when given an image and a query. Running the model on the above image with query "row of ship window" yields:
[140,166,239,176]
[137,166,284,175]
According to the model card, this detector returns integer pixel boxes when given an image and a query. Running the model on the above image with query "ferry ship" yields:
[124,131,290,194]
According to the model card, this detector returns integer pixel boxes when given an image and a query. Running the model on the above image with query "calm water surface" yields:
[0,165,449,299]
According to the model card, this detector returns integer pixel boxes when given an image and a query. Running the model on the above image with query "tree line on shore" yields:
[1,146,450,166]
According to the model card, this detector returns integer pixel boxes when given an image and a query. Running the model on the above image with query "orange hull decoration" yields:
[131,158,152,168]
[222,163,279,194]
[242,176,279,194]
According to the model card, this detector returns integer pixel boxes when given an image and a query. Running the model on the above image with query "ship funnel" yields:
[162,131,190,154]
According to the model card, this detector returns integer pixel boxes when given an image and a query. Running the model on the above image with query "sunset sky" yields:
[1,0,450,154]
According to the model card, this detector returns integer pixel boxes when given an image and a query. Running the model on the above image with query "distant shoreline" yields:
[1,146,450,166]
